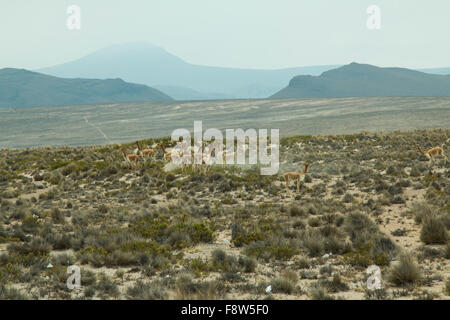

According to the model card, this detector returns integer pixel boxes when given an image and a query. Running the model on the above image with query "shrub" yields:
[51,208,65,224]
[343,193,353,203]
[51,253,76,266]
[271,277,294,294]
[364,288,389,300]
[445,279,450,296]
[175,274,226,300]
[388,253,421,286]
[321,274,349,293]
[297,257,310,269]
[231,224,263,247]
[189,223,214,243]
[309,286,334,300]
[445,242,450,259]
[343,241,392,268]
[289,206,306,217]
[308,217,320,227]
[391,195,405,204]
[343,212,378,246]
[412,203,433,224]
[302,230,324,257]
[95,274,119,298]
[0,285,28,300]
[245,236,298,261]
[420,215,448,244]
[410,166,420,177]
[126,280,168,300]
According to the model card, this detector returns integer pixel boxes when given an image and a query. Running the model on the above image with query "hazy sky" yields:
[1,0,449,70]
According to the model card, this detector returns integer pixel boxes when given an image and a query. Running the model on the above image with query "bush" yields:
[302,230,324,257]
[321,274,349,293]
[245,237,298,261]
[420,215,448,244]
[343,212,378,246]
[189,223,214,243]
[175,274,226,300]
[445,242,450,259]
[211,249,257,273]
[309,286,334,300]
[126,280,168,300]
[231,224,263,247]
[51,208,65,224]
[289,206,306,217]
[343,193,353,203]
[388,253,421,286]
[0,285,28,300]
[445,279,450,296]
[412,203,433,224]
[271,277,294,294]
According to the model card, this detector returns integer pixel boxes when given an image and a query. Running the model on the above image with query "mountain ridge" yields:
[271,63,450,99]
[0,68,173,109]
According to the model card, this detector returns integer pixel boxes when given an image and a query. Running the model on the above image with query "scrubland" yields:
[0,129,449,300]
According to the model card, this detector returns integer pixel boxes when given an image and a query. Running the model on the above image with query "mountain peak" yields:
[326,62,378,73]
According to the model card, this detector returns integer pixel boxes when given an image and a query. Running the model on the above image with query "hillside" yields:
[0,68,173,109]
[271,63,450,99]
[37,42,337,100]
[0,129,449,300]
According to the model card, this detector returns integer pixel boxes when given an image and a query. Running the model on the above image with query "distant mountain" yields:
[418,67,450,75]
[38,42,338,100]
[271,63,450,99]
[0,68,173,109]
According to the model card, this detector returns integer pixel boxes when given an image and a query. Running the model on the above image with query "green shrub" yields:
[231,224,263,247]
[189,223,214,243]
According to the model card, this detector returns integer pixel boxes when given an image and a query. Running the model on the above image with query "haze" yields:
[0,0,449,70]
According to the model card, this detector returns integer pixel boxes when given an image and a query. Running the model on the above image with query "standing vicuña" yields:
[283,163,309,193]
[121,148,140,167]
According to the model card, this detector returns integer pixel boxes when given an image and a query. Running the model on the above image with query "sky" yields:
[1,0,449,70]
